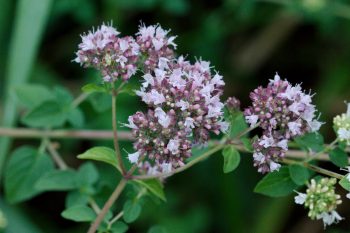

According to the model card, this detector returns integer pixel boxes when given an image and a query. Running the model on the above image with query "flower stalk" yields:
[111,89,127,175]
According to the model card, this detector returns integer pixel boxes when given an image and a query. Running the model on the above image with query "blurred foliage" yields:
[1,0,350,232]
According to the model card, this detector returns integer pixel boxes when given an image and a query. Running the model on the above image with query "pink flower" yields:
[167,139,180,155]
[154,107,171,128]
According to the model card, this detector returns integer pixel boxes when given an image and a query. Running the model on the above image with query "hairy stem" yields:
[304,163,344,180]
[87,178,127,233]
[112,90,127,175]
[0,128,133,140]
[281,158,344,180]
[132,144,226,180]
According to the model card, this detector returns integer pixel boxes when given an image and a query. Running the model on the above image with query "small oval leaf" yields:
[222,146,240,173]
[77,147,119,170]
[254,167,298,197]
[288,164,310,185]
[329,147,348,168]
[82,83,106,93]
[133,179,166,202]
[61,205,96,222]
[339,176,350,191]
[35,169,77,191]
[123,200,142,223]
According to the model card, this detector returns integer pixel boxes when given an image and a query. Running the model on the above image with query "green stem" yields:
[108,211,124,228]
[72,92,89,108]
[89,198,101,214]
[132,144,225,180]
[303,163,344,180]
[107,187,146,229]
[46,141,68,170]
[0,127,133,140]
[111,89,126,175]
[281,158,344,180]
[38,137,49,154]
[304,138,338,163]
[132,124,259,180]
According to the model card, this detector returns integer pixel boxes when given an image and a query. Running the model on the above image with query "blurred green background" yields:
[1,0,350,232]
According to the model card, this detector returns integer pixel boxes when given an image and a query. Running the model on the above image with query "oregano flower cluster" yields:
[128,57,227,174]
[74,22,227,175]
[67,22,350,231]
[74,23,176,82]
[244,74,322,173]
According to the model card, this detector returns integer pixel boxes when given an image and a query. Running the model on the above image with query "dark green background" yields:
[1,0,350,232]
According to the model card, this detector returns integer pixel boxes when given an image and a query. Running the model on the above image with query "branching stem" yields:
[87,178,127,233]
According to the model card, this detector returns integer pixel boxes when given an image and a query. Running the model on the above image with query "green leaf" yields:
[241,138,253,152]
[21,100,68,128]
[148,225,168,233]
[123,200,142,223]
[13,84,54,108]
[294,133,324,152]
[222,146,240,173]
[288,164,310,185]
[53,86,73,108]
[76,162,99,187]
[4,146,54,203]
[229,111,248,138]
[254,167,298,197]
[89,93,112,112]
[61,205,96,222]
[111,221,129,233]
[82,83,106,93]
[77,147,119,170]
[98,220,128,233]
[67,107,85,128]
[65,191,90,209]
[338,141,347,150]
[134,179,166,202]
[339,176,350,191]
[35,169,77,191]
[329,147,348,168]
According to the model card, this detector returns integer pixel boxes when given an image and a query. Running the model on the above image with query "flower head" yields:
[126,57,227,174]
[244,73,322,173]
[75,23,139,82]
[295,178,343,227]
[136,24,177,72]
[225,96,241,112]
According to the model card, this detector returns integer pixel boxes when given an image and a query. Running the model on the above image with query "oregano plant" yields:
[1,22,350,232]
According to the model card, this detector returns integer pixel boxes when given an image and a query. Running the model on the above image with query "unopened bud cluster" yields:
[295,178,342,227]
[244,74,322,173]
[305,178,341,219]
[225,96,241,112]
